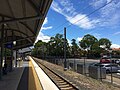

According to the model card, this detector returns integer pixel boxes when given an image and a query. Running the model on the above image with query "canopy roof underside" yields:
[0,0,52,50]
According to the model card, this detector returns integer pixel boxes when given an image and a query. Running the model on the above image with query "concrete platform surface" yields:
[0,60,42,90]
[0,67,24,90]
[29,56,59,90]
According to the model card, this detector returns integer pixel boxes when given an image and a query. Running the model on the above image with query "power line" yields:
[66,0,113,28]
[51,0,113,36]
[48,1,96,36]
[54,0,113,41]
[38,0,113,40]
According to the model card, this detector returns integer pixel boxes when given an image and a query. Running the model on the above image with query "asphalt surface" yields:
[17,67,29,90]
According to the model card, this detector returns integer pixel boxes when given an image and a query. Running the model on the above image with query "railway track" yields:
[35,60,79,90]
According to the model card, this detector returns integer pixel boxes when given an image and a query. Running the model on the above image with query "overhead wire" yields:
[46,0,97,37]
[66,0,113,28]
[51,0,113,37]
[39,0,113,41]
[50,4,92,35]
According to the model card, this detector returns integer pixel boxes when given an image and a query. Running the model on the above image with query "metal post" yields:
[100,65,102,81]
[10,30,13,72]
[0,17,4,79]
[99,54,102,81]
[110,53,113,84]
[4,30,7,74]
[64,27,67,71]
[84,56,86,75]
[74,58,75,71]
[15,50,17,67]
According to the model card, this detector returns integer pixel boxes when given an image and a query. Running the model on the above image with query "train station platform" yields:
[0,56,59,90]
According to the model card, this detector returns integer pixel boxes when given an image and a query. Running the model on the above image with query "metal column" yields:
[64,27,67,71]
[10,30,13,72]
[0,17,4,79]
[15,50,18,67]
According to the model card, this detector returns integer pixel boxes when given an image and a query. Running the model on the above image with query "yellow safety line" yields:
[28,60,43,90]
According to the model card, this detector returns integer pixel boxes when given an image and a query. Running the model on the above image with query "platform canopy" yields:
[0,0,52,50]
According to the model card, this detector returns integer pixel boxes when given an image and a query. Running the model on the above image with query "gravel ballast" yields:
[33,57,120,90]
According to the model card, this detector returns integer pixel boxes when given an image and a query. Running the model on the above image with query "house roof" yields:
[112,48,120,51]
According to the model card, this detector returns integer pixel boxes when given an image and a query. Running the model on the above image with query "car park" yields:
[89,63,120,73]
[100,57,111,63]
[112,59,120,65]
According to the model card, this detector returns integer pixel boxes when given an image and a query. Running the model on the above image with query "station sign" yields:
[5,42,13,48]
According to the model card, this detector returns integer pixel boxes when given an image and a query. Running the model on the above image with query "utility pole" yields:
[64,27,67,71]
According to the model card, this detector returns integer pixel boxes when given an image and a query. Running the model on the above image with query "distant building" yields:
[112,48,120,51]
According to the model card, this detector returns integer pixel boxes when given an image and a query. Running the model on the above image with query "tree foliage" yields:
[71,39,79,57]
[79,34,98,50]
[32,33,112,58]
[99,38,111,49]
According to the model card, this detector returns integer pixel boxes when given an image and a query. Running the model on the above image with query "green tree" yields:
[79,34,98,50]
[47,33,70,57]
[99,38,111,49]
[91,42,101,58]
[34,40,47,58]
[71,39,79,57]
[79,34,98,58]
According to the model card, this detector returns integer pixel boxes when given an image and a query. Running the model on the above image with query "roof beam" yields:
[0,15,43,25]
[20,22,36,35]
[4,36,35,44]
[0,14,36,35]
[5,29,31,38]
[27,0,41,15]
[13,43,33,50]
[1,29,34,43]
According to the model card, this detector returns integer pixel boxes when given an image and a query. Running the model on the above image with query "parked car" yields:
[112,59,120,65]
[89,63,120,73]
[100,57,111,63]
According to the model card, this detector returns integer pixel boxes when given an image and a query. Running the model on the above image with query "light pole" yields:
[64,27,67,71]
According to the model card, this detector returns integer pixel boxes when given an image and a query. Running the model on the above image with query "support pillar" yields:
[0,17,4,79]
[10,30,13,72]
[15,50,18,67]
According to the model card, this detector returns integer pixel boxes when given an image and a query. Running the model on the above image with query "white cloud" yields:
[41,17,53,31]
[35,17,52,43]
[113,32,120,35]
[90,33,101,39]
[66,14,95,29]
[111,44,120,48]
[51,1,63,15]
[67,39,72,46]
[91,0,106,8]
[51,0,97,29]
[35,32,50,43]
[43,17,48,25]
[41,26,53,30]
[77,37,82,42]
[51,0,120,29]
[91,0,120,27]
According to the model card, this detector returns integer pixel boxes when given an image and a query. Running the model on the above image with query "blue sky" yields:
[36,0,120,48]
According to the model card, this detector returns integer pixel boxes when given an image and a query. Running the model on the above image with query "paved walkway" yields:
[0,60,42,90]
[0,67,24,90]
[17,67,29,90]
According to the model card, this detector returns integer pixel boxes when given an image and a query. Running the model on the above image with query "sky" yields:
[36,0,120,48]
